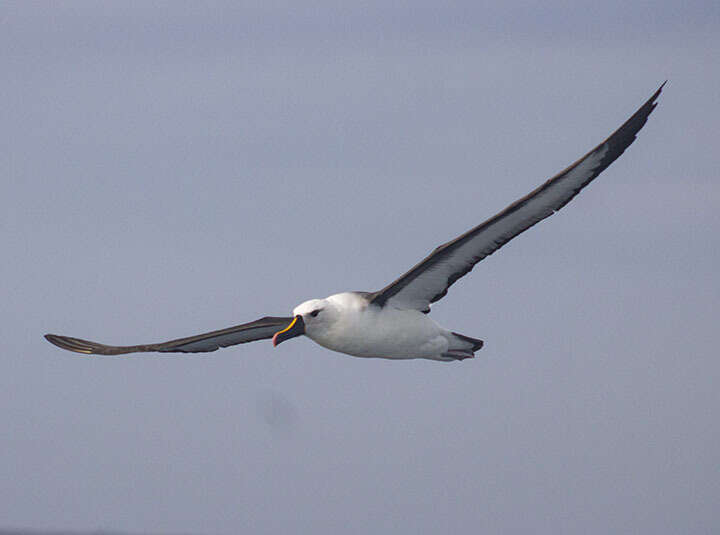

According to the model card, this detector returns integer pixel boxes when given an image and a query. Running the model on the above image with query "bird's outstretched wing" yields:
[45,316,294,355]
[370,83,665,312]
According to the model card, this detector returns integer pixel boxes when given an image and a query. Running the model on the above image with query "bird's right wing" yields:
[44,316,294,355]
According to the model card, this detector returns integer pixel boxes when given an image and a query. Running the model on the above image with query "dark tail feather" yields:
[452,332,484,351]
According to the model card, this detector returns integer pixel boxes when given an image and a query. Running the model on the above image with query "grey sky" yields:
[2,2,719,534]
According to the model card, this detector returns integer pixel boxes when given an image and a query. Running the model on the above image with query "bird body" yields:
[45,83,665,362]
[293,292,479,361]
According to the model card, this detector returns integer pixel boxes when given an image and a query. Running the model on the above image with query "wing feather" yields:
[45,316,294,355]
[370,83,665,311]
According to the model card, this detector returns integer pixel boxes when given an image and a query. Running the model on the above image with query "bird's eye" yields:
[310,309,321,317]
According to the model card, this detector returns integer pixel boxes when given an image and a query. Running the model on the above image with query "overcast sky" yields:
[2,2,719,534]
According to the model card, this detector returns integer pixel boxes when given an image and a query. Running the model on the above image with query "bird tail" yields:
[450,332,484,352]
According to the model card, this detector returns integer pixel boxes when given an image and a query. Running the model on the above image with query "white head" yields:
[272,292,364,347]
[294,297,336,336]
[272,297,335,347]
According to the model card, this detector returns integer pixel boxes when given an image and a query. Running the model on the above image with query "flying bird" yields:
[45,84,664,361]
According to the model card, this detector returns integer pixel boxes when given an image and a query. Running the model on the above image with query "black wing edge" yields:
[44,316,294,355]
[370,82,666,309]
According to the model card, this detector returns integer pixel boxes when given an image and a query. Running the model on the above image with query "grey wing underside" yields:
[370,83,665,312]
[44,316,294,355]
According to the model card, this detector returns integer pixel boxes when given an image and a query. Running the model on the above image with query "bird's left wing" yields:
[370,83,664,312]
[45,316,294,355]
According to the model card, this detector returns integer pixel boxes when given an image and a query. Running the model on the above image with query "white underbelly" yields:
[308,307,450,359]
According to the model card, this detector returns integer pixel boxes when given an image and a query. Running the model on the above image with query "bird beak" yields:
[272,315,305,347]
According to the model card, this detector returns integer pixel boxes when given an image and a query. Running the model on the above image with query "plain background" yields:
[2,2,719,534]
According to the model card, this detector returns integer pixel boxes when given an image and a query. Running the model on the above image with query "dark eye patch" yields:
[310,309,321,317]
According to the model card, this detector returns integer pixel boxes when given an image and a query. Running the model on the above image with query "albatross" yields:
[45,83,664,362]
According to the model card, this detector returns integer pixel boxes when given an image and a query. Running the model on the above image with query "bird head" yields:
[272,298,331,346]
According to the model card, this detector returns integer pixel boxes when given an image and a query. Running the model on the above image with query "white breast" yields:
[306,292,450,359]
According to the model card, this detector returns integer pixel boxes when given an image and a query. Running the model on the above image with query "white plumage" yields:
[294,293,473,361]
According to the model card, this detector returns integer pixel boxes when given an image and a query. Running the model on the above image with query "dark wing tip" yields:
[44,333,133,355]
[590,81,665,172]
[45,333,96,354]
[620,81,664,129]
